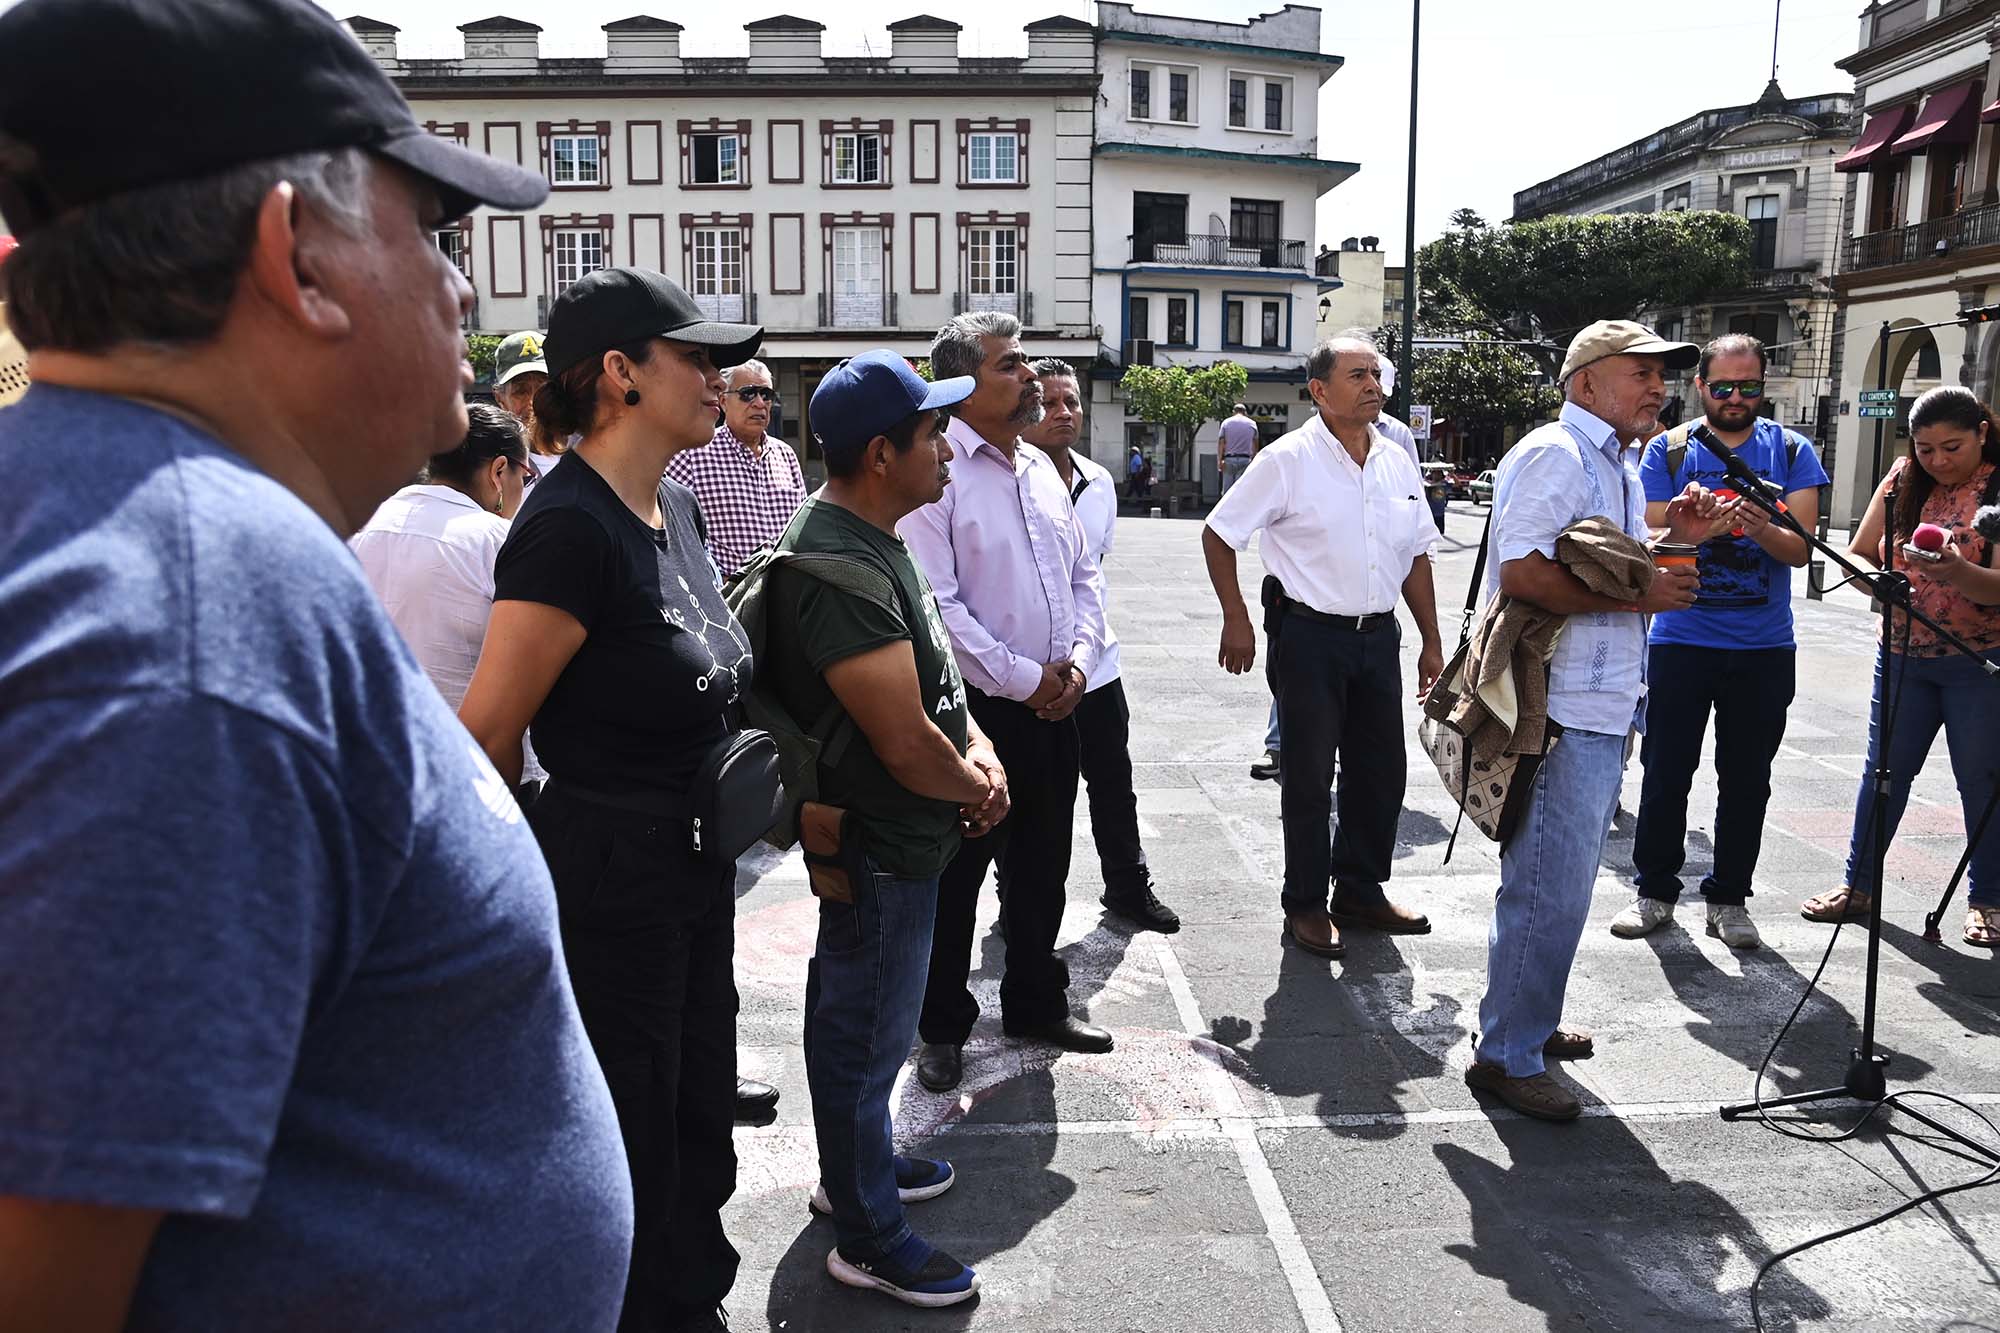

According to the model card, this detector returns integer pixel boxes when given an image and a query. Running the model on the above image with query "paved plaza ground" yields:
[725,503,2000,1332]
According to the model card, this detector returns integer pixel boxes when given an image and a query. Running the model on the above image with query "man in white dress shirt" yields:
[1020,359,1181,934]
[900,313,1113,1094]
[1203,335,1445,959]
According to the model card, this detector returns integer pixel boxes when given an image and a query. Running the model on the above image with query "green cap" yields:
[495,330,548,385]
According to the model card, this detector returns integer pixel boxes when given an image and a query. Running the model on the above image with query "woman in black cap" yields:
[460,267,763,1333]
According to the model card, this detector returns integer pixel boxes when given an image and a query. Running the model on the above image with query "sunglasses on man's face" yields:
[1706,380,1765,401]
[731,386,780,404]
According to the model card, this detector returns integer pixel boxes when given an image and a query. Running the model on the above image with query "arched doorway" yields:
[1857,321,1953,490]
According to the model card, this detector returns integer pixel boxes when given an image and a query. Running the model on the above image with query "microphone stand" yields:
[1707,450,1999,1163]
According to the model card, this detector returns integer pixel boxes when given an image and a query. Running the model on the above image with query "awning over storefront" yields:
[1981,94,2000,124]
[1834,103,1916,172]
[1890,81,1981,156]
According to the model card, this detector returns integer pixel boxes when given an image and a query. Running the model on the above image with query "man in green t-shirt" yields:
[765,350,1008,1309]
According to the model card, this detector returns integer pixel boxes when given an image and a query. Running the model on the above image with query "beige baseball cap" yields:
[1559,319,1698,382]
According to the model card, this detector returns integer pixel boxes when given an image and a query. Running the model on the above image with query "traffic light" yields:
[1961,305,2000,324]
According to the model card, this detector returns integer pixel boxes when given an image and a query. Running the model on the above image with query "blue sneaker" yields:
[826,1233,978,1308]
[810,1155,954,1215]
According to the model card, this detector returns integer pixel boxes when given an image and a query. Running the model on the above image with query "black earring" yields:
[624,388,641,406]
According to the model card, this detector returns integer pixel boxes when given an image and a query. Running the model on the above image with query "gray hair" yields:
[931,310,1021,381]
[1,145,371,354]
[1307,331,1381,381]
[722,358,772,386]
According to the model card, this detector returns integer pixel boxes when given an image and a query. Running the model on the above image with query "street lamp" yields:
[1395,1,1420,420]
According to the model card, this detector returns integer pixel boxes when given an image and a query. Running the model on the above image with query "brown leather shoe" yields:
[1542,1027,1594,1059]
[1329,894,1431,935]
[1282,909,1344,958]
[1464,1061,1581,1122]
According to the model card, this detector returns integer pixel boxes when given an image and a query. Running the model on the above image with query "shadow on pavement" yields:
[1436,1113,1833,1330]
[1642,928,1937,1096]
[762,889,1130,1328]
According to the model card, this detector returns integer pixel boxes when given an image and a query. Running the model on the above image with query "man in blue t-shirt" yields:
[1612,334,1829,950]
[0,2,632,1329]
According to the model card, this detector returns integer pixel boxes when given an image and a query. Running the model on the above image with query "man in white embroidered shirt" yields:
[1202,335,1445,961]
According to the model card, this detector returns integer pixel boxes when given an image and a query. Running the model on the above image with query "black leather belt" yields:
[1282,599,1392,632]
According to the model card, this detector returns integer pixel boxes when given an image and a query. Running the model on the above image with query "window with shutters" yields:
[434,226,469,278]
[831,226,886,327]
[694,134,741,185]
[966,225,1018,314]
[832,132,884,185]
[1130,62,1196,125]
[1745,194,1779,269]
[968,133,1018,184]
[553,228,604,291]
[551,133,602,186]
[690,228,745,321]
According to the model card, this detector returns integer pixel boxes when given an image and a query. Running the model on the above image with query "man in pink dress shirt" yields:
[899,311,1113,1094]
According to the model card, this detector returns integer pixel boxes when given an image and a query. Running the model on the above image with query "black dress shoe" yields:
[915,1042,963,1093]
[1250,749,1280,781]
[1101,883,1182,934]
[734,1076,779,1118]
[1003,1015,1114,1053]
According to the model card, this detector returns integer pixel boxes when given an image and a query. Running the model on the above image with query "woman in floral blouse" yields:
[1802,385,2000,948]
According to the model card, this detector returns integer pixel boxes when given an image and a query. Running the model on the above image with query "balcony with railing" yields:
[1128,233,1309,271]
[1843,202,2000,272]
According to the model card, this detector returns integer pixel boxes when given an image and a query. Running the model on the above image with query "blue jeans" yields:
[803,861,940,1259]
[1265,699,1280,752]
[1476,727,1626,1078]
[1843,647,2000,908]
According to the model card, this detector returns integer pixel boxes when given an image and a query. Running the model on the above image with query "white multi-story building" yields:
[355,6,1354,489]
[1825,0,2000,524]
[1086,3,1353,493]
[354,11,1099,482]
[1510,83,1858,460]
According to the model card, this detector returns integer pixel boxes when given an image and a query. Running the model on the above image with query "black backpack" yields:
[724,545,901,850]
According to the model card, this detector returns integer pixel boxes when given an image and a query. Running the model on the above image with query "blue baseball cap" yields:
[810,350,976,464]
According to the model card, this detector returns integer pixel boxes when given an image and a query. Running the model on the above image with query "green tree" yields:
[1420,210,1752,374]
[466,332,504,383]
[1447,207,1487,231]
[1118,361,1249,491]
[1410,338,1562,434]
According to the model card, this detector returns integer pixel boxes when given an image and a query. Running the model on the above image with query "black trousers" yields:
[531,785,740,1332]
[1074,677,1149,894]
[920,685,1081,1044]
[1268,611,1407,913]
[1633,643,1797,905]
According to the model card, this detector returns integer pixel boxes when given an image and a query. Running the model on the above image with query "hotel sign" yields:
[1722,146,1802,170]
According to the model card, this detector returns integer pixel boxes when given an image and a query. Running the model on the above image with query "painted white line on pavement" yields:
[1150,932,1344,1333]
[736,1092,2000,1141]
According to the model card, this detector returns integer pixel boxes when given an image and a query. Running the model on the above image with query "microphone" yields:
[1975,504,2000,544]
[1690,423,1789,515]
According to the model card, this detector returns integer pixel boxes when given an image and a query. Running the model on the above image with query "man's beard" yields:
[1009,395,1045,428]
[1705,404,1754,431]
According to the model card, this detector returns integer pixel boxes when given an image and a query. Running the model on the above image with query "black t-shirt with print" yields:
[764,497,970,878]
[494,451,750,794]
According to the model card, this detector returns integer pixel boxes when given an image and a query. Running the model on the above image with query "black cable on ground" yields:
[1738,618,2000,1330]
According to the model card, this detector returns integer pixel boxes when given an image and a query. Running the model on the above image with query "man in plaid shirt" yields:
[667,357,808,577]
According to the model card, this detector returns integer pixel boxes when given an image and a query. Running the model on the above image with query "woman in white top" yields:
[351,404,544,791]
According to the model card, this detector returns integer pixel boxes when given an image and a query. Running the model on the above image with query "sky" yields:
[317,0,1865,262]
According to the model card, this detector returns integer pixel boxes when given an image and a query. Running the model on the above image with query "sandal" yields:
[1965,905,2000,950]
[1801,887,1872,924]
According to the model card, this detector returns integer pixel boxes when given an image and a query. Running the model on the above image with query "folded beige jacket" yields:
[1426,515,1654,765]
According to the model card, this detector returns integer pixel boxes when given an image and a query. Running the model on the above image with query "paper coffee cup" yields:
[1653,542,1699,569]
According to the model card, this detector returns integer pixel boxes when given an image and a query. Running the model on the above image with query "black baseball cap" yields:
[0,0,550,238]
[544,268,763,379]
